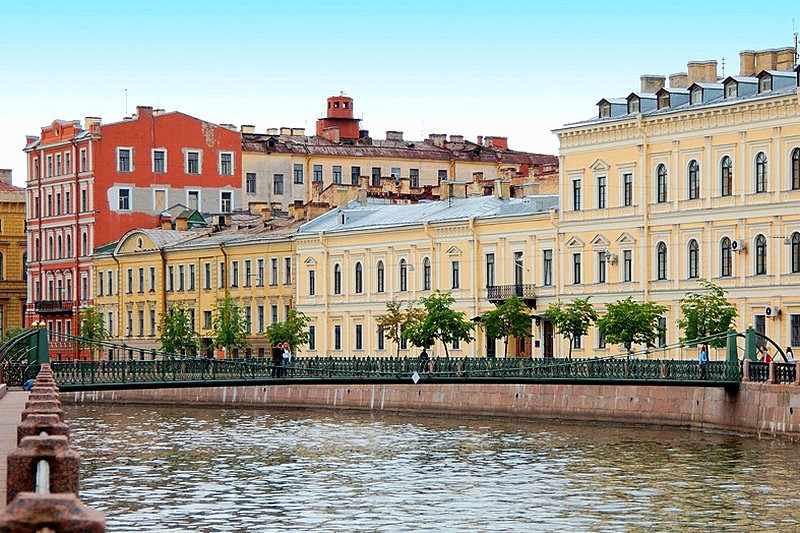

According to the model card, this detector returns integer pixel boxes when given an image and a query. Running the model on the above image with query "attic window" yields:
[339,212,346,224]
[136,237,143,249]
[628,98,640,114]
[725,83,737,98]
[759,76,772,93]
[690,87,703,104]
[658,93,670,109]
[599,102,611,118]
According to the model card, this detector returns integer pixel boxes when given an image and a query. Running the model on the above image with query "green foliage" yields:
[212,291,251,352]
[264,309,311,352]
[376,299,421,357]
[402,290,475,358]
[3,326,27,343]
[678,280,738,348]
[544,297,598,358]
[481,296,532,357]
[79,307,110,357]
[159,304,198,355]
[596,297,667,357]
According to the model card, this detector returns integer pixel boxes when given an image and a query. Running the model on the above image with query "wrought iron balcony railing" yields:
[486,284,536,307]
[34,300,73,315]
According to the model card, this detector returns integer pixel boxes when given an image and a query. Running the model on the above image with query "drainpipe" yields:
[71,140,81,358]
[158,248,167,318]
[219,243,228,292]
[469,217,479,357]
[111,250,121,339]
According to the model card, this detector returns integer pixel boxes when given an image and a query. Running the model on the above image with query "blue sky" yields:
[2,1,798,186]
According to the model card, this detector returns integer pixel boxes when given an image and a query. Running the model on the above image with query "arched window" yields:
[423,257,431,291]
[792,232,800,274]
[688,160,700,200]
[82,232,88,256]
[354,262,363,294]
[656,164,668,203]
[792,148,800,190]
[377,260,385,293]
[57,235,63,259]
[688,239,699,278]
[755,234,767,275]
[721,237,732,277]
[48,236,54,260]
[755,151,767,193]
[399,259,408,292]
[657,242,667,280]
[66,234,72,258]
[333,263,342,294]
[720,156,733,197]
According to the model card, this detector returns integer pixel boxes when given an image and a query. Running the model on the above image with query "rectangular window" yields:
[246,172,256,194]
[332,165,342,184]
[186,150,200,174]
[623,173,633,206]
[313,164,323,183]
[573,253,582,284]
[451,260,460,289]
[107,270,114,295]
[118,189,131,210]
[597,252,606,283]
[377,327,385,351]
[598,331,606,349]
[573,179,582,211]
[219,152,233,175]
[284,257,291,285]
[294,164,304,184]
[597,176,606,209]
[334,325,342,350]
[573,335,582,349]
[80,149,87,172]
[187,190,200,210]
[257,259,264,286]
[153,149,166,173]
[220,191,232,213]
[204,262,211,290]
[65,191,70,214]
[98,272,104,297]
[56,192,61,215]
[257,305,265,334]
[244,260,252,287]
[178,265,185,291]
[231,260,239,288]
[485,253,495,287]
[271,258,278,285]
[81,189,87,212]
[245,306,252,334]
[350,166,361,185]
[309,269,316,295]
[150,309,156,336]
[391,167,401,185]
[153,189,167,212]
[65,152,71,174]
[271,305,278,324]
[309,325,316,350]
[438,169,447,184]
[543,249,553,286]
[149,267,156,292]
[46,155,52,177]
[410,168,419,188]
[273,174,284,195]
[372,167,381,187]
[138,268,144,293]
[623,250,632,282]
[117,148,131,172]
[127,310,133,337]
[107,312,113,336]
[189,264,195,291]
[138,310,144,337]
[355,324,363,350]
[203,310,213,329]
[167,265,174,291]
[658,317,667,348]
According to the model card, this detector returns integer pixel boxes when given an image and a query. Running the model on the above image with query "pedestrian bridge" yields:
[1,328,796,391]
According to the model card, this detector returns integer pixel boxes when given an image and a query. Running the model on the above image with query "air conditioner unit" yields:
[765,305,780,318]
[731,239,747,252]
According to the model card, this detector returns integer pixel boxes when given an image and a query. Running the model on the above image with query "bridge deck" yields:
[0,388,29,511]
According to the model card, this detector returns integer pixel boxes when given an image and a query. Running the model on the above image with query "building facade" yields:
[0,169,26,340]
[24,107,242,358]
[552,46,800,357]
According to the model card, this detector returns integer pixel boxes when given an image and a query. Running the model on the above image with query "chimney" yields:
[386,131,403,141]
[160,214,172,230]
[0,169,11,184]
[153,109,166,116]
[291,128,305,136]
[280,127,291,136]
[266,128,278,136]
[84,117,102,130]
[241,125,255,134]
[357,186,367,205]
[740,50,756,76]
[428,133,446,148]
[486,136,508,151]
[669,72,689,88]
[321,126,340,143]
[640,75,666,93]
[136,106,153,118]
[755,49,778,72]
[687,60,717,84]
[449,135,464,143]
[477,135,483,146]
[493,179,510,200]
[776,47,796,70]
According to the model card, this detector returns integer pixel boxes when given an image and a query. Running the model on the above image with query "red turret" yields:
[316,94,361,142]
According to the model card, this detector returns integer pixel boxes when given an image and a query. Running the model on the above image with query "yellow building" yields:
[552,46,800,357]
[293,185,559,358]
[0,169,27,340]
[92,212,298,358]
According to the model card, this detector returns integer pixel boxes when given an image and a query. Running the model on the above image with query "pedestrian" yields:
[271,345,283,378]
[419,347,430,372]
[786,347,794,362]
[698,344,708,379]
[759,345,771,363]
[282,343,292,377]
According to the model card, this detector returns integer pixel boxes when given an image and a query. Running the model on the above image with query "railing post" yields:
[744,326,758,361]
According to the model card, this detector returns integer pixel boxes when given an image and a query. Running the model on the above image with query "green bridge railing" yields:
[1,355,743,391]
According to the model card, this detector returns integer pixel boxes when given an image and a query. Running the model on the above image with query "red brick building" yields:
[24,106,241,359]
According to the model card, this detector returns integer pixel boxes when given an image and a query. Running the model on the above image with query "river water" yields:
[65,404,800,532]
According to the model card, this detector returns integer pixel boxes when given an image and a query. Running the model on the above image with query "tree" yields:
[159,304,198,356]
[544,297,598,359]
[264,309,311,353]
[79,306,110,359]
[212,291,251,353]
[376,299,421,357]
[678,280,738,348]
[596,297,667,357]
[402,290,475,358]
[480,296,532,357]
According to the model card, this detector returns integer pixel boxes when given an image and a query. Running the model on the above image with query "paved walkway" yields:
[0,387,29,511]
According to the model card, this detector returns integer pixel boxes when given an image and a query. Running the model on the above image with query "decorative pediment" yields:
[116,231,159,254]
[616,232,637,245]
[304,257,317,265]
[590,234,610,247]
[565,236,584,247]
[589,159,609,172]
[446,246,462,256]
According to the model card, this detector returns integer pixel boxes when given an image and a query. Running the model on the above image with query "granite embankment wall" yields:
[63,381,800,439]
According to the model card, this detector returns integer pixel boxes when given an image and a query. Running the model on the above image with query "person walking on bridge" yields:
[698,344,709,379]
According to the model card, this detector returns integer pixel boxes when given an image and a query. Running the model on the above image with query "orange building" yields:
[0,169,26,340]
[24,106,242,358]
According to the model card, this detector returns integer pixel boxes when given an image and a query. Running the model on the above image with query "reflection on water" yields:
[65,404,800,532]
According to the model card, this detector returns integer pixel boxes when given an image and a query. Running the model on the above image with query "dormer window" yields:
[725,82,737,98]
[759,76,772,93]
[658,93,670,109]
[628,98,640,114]
[599,102,611,118]
[690,87,703,104]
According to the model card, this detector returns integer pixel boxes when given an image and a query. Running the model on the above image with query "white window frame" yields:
[220,190,233,213]
[153,188,168,212]
[118,188,131,211]
[187,190,201,211]
[184,149,202,175]
[117,147,133,173]
[218,151,234,176]
[152,148,167,173]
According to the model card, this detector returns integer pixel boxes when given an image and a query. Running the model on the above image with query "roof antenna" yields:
[721,57,725,78]
[794,18,798,65]
[125,88,128,116]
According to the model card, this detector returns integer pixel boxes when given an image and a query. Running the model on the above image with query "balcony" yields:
[34,300,73,315]
[486,284,536,308]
